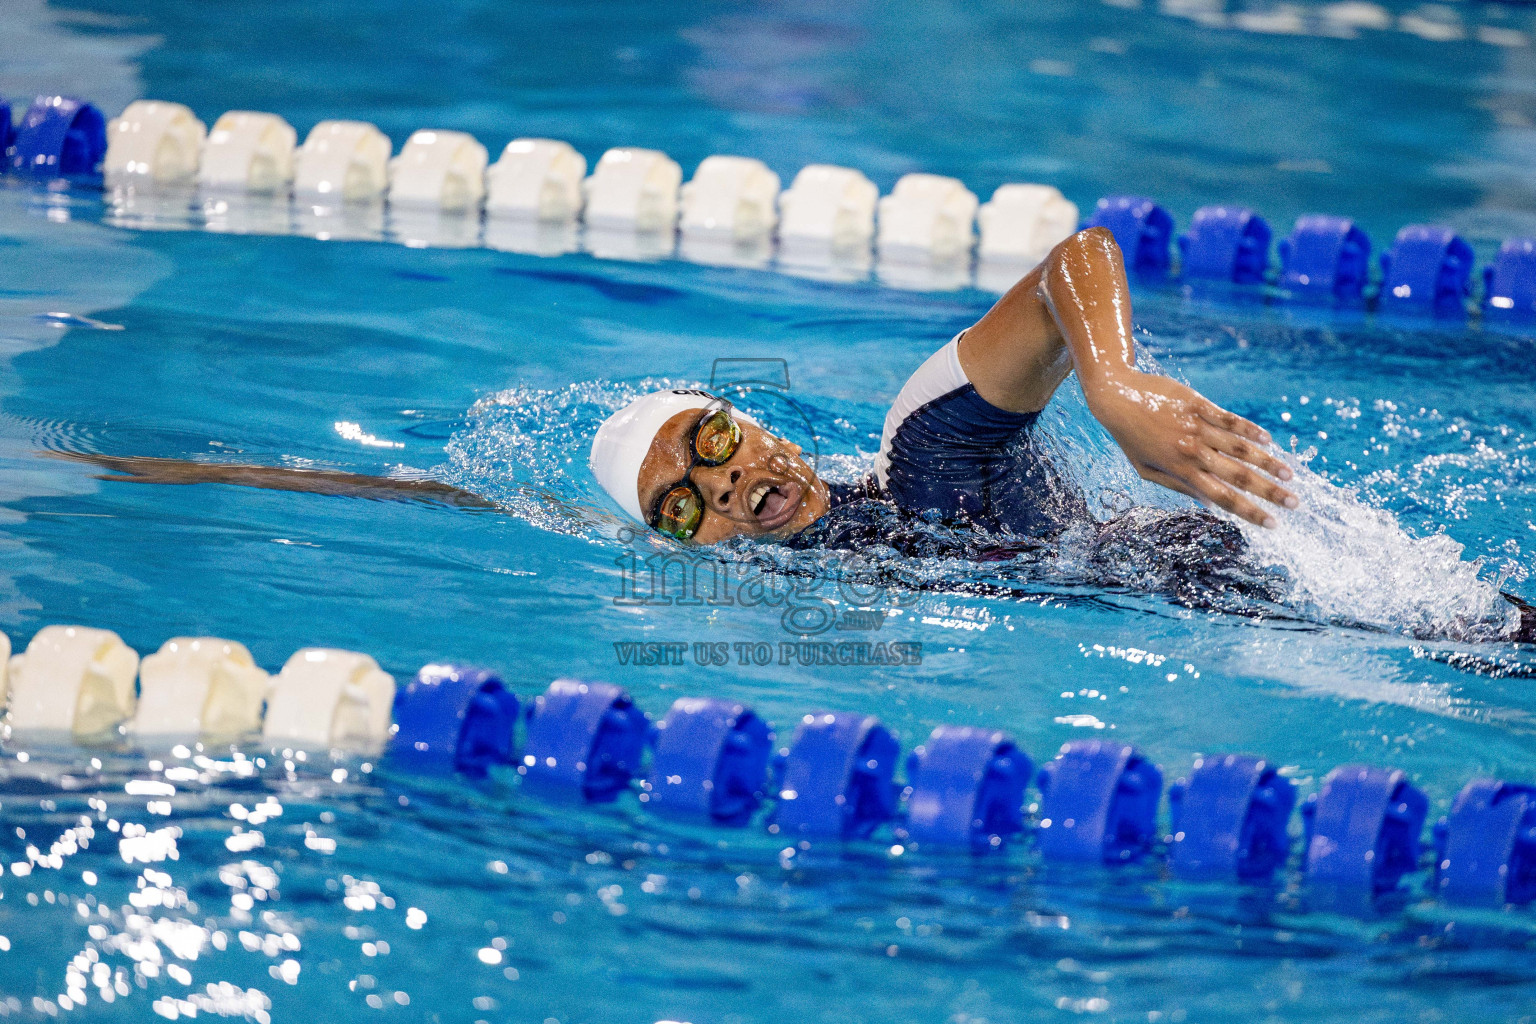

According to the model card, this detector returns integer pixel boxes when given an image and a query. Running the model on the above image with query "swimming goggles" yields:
[648,398,742,541]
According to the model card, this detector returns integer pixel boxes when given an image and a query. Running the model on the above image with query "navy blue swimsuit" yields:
[877,382,1086,536]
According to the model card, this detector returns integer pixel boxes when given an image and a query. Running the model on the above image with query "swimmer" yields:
[59,229,1290,536]
[48,228,1536,643]
[589,227,1297,545]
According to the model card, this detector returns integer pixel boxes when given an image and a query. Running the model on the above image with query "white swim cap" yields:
[590,389,758,522]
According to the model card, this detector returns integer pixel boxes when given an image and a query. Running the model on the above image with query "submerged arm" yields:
[45,451,498,510]
[958,226,1296,528]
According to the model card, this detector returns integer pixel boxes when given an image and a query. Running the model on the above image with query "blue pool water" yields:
[3,1,1536,1022]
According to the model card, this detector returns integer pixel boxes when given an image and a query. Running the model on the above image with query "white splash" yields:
[1034,348,1522,641]
[1232,447,1516,640]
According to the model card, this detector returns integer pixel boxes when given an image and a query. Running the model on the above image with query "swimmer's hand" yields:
[1084,370,1298,529]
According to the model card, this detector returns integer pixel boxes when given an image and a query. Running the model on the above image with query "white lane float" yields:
[198,111,297,194]
[5,625,140,736]
[485,138,587,222]
[583,147,682,233]
[876,172,978,262]
[104,100,207,188]
[262,648,395,751]
[387,129,488,212]
[679,155,781,242]
[777,164,879,251]
[294,120,392,202]
[132,637,270,739]
[977,183,1079,267]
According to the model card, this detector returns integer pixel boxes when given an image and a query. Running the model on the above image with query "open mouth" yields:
[746,478,803,530]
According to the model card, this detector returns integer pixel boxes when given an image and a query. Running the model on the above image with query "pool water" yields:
[2,1,1536,1022]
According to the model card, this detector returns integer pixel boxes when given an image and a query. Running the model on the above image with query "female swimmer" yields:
[50,228,1536,641]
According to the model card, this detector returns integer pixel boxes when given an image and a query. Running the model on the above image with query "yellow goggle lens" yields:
[654,485,704,539]
[693,410,740,465]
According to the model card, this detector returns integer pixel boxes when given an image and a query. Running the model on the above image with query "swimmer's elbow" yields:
[1051,226,1119,267]
[1039,227,1123,293]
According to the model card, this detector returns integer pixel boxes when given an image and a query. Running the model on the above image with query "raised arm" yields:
[958,227,1296,528]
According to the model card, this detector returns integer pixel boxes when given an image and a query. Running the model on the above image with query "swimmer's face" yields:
[638,409,830,544]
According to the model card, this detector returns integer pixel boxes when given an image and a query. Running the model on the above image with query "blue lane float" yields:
[1482,237,1536,318]
[1035,740,1162,863]
[1176,205,1271,284]
[0,96,14,162]
[898,727,1032,852]
[377,671,1535,910]
[388,664,520,777]
[1278,215,1372,302]
[9,95,106,180]
[1167,754,1295,881]
[1432,778,1536,908]
[768,711,899,840]
[520,679,650,802]
[641,698,773,825]
[1378,224,1474,316]
[1302,764,1428,896]
[1086,195,1174,276]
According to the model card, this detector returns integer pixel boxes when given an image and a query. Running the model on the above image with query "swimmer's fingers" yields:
[1197,400,1272,446]
[1197,447,1296,515]
[1196,426,1298,498]
[1189,468,1276,528]
[1144,460,1273,528]
[1144,463,1268,528]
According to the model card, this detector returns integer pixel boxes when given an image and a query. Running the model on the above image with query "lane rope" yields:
[4,624,1534,913]
[1,93,1532,316]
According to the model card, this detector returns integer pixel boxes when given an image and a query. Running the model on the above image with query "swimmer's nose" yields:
[702,465,743,511]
